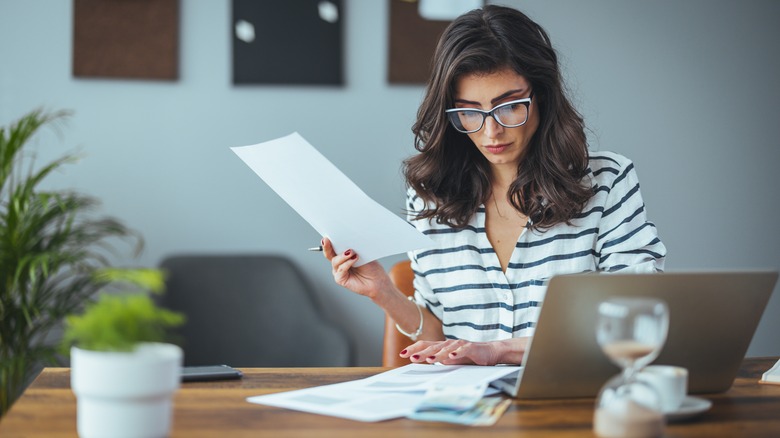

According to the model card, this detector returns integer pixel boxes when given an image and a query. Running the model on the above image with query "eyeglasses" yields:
[445,93,533,134]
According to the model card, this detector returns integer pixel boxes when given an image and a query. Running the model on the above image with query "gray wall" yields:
[1,0,778,365]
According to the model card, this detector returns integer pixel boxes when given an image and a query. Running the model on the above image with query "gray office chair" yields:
[157,254,353,367]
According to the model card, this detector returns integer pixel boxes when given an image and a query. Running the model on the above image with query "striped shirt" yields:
[406,151,666,341]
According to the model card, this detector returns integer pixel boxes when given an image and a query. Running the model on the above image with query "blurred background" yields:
[1,0,778,366]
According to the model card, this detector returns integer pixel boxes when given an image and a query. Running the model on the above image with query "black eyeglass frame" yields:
[445,93,534,134]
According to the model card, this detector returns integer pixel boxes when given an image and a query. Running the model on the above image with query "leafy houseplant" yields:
[61,268,184,352]
[61,268,185,438]
[0,109,141,416]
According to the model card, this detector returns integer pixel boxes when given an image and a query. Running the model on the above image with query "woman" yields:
[323,5,665,366]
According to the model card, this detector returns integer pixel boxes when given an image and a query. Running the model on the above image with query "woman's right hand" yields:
[322,237,393,301]
[399,337,529,366]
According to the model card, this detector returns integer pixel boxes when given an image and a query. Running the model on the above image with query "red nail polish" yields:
[400,349,407,355]
[344,250,352,256]
[412,354,420,360]
[427,356,436,360]
[350,254,357,260]
[450,352,458,357]
[321,238,325,245]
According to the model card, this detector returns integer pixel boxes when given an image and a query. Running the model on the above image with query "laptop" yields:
[492,270,777,398]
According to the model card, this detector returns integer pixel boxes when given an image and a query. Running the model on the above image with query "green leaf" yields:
[61,294,185,352]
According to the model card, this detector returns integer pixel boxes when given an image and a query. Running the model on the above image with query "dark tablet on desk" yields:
[182,365,243,382]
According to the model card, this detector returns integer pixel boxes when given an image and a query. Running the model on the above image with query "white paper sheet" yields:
[231,133,434,265]
[357,363,522,392]
[246,364,521,422]
[247,380,423,422]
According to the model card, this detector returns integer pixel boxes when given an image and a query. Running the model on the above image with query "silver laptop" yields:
[492,271,777,398]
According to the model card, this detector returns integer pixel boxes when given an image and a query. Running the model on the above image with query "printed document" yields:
[231,133,434,265]
[246,363,521,422]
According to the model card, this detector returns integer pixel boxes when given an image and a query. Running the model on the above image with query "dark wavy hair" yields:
[403,5,592,230]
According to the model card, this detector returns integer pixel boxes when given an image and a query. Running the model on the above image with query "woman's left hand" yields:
[398,337,529,366]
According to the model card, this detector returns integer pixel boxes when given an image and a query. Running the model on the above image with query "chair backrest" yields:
[383,260,415,367]
[158,254,353,367]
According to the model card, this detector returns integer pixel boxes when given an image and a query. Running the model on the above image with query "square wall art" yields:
[232,0,344,85]
[73,0,179,80]
[388,0,482,84]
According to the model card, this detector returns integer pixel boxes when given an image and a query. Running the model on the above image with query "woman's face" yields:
[452,67,539,174]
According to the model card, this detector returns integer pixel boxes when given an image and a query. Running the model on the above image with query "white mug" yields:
[637,365,688,413]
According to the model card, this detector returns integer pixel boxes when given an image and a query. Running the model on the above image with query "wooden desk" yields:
[1,358,778,437]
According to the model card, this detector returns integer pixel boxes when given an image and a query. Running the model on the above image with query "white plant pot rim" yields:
[71,342,182,361]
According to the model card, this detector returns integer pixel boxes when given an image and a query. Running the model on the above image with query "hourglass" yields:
[593,297,670,438]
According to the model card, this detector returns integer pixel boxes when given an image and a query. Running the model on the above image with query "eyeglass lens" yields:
[448,101,529,133]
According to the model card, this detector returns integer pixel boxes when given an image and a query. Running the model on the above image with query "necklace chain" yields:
[492,194,507,219]
[492,193,528,223]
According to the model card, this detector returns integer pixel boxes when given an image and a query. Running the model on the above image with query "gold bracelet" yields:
[395,296,424,341]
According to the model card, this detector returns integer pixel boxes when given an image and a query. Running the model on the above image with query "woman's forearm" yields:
[372,285,444,341]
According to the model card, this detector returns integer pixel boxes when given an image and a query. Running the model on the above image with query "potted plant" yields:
[0,109,140,416]
[61,267,185,438]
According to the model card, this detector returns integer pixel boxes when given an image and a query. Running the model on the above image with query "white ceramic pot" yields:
[71,343,183,438]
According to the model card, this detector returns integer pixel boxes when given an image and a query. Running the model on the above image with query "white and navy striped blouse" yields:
[406,151,666,342]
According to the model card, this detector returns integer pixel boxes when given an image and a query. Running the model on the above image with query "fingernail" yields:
[411,354,420,360]
[427,356,436,360]
[449,352,458,357]
[344,249,352,256]
[321,238,325,245]
[400,349,407,355]
[350,254,357,260]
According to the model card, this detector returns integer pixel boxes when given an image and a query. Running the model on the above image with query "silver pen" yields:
[307,245,323,252]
